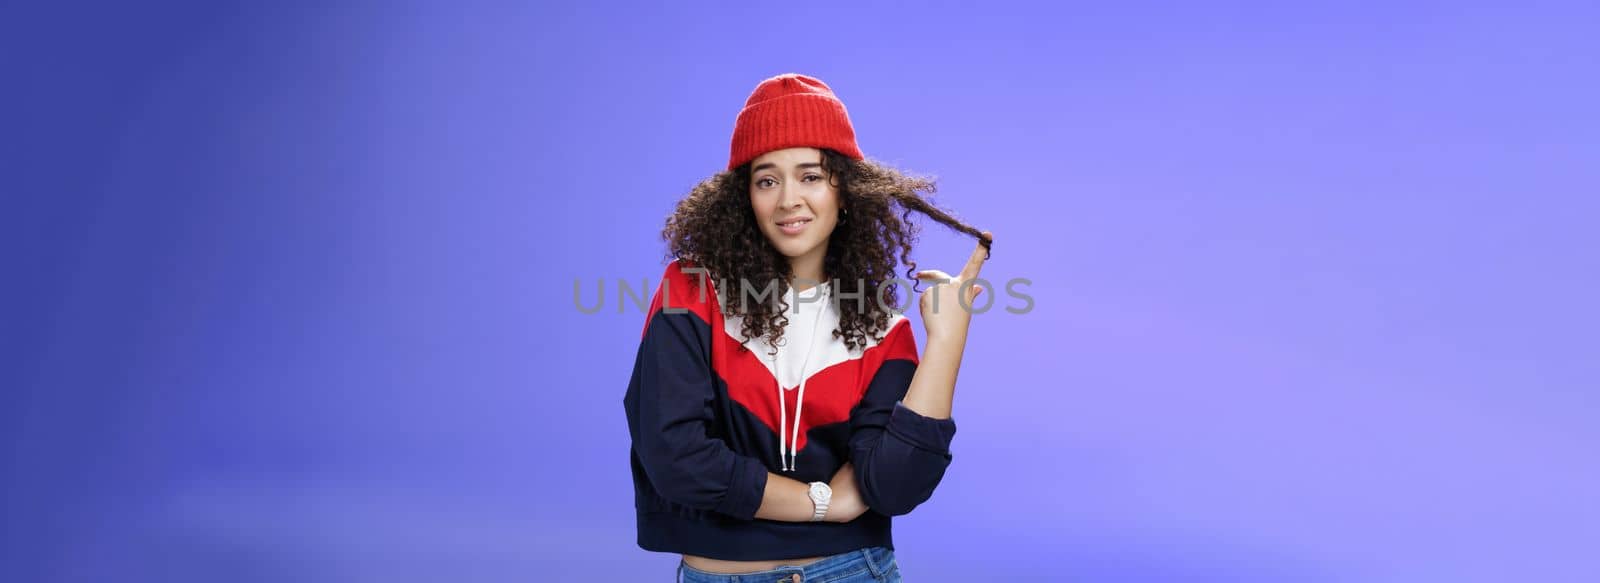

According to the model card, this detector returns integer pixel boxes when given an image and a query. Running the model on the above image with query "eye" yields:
[756,177,775,188]
[803,173,822,182]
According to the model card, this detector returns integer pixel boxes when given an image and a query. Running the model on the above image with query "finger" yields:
[958,231,993,281]
[915,269,954,283]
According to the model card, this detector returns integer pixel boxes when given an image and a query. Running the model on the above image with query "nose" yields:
[777,184,804,210]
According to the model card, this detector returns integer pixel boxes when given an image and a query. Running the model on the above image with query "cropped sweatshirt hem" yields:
[636,510,893,561]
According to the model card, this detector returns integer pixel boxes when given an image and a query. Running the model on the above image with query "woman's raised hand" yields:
[914,231,992,342]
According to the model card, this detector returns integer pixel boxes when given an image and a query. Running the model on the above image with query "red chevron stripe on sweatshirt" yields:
[644,259,919,452]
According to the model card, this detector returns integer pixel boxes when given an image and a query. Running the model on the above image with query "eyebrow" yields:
[751,161,824,173]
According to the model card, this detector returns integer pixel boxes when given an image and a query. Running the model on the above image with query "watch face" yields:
[810,482,830,499]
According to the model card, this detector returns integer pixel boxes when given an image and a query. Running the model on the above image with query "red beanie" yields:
[727,73,865,170]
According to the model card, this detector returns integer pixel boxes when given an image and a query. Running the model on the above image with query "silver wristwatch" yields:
[807,481,832,522]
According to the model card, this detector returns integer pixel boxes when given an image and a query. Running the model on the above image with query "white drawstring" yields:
[774,282,829,472]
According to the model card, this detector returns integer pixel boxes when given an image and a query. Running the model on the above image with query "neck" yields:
[787,247,827,292]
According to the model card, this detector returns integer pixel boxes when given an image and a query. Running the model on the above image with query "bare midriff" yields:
[682,554,826,574]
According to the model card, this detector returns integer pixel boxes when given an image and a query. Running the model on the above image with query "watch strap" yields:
[808,482,830,522]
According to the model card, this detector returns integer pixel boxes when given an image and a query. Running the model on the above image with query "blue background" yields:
[5,1,1598,581]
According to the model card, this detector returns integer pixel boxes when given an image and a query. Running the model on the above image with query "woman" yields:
[624,73,992,582]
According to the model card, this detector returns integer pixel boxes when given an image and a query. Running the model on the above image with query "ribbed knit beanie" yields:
[727,73,865,170]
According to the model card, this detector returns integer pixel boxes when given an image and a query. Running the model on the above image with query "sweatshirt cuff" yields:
[887,402,958,454]
[714,455,769,520]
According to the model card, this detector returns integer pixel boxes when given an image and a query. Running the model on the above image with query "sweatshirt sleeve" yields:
[848,319,958,516]
[623,261,769,520]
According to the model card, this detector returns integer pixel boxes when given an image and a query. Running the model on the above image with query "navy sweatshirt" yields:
[623,259,958,561]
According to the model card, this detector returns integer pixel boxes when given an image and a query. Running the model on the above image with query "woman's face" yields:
[749,147,840,264]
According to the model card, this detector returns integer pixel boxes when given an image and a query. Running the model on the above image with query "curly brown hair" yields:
[662,148,991,355]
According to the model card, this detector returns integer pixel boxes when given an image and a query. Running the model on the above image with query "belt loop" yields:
[861,547,885,578]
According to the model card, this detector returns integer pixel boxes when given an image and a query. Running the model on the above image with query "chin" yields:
[764,234,818,257]
[775,244,815,258]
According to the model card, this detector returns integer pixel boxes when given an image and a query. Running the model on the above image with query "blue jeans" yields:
[677,547,901,582]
